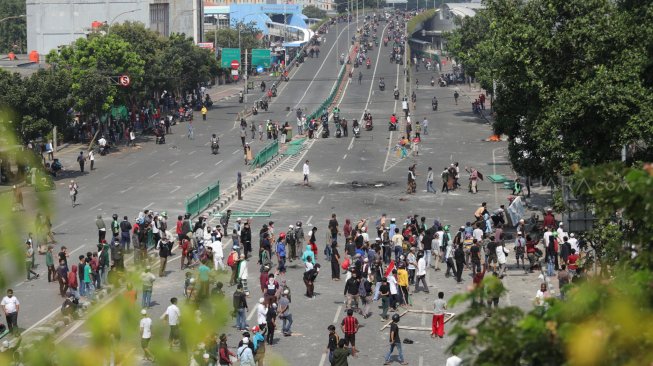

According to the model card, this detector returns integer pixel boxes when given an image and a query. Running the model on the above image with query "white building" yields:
[27,0,204,57]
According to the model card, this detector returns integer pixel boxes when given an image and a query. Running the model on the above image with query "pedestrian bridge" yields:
[266,21,313,45]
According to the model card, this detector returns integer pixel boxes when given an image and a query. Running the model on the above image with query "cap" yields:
[289,225,294,228]
[237,218,242,221]
[141,309,147,315]
[279,232,286,239]
[283,289,289,295]
[570,233,575,238]
[242,337,250,344]
[251,326,260,332]
[375,237,381,241]
[364,257,369,262]
[391,218,396,222]
[259,298,265,304]
[517,231,522,235]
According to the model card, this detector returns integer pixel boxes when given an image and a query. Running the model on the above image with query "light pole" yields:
[108,9,139,32]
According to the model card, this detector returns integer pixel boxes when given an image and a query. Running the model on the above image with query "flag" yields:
[384,260,395,278]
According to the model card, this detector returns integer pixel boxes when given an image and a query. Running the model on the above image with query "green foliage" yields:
[303,5,327,19]
[0,0,26,53]
[159,33,219,94]
[445,0,653,178]
[407,9,437,35]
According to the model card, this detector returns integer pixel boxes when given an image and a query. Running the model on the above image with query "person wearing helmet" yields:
[384,313,408,365]
[294,222,304,261]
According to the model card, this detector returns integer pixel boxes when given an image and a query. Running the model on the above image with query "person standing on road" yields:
[233,284,248,331]
[426,167,435,193]
[56,259,68,296]
[69,180,79,207]
[422,117,428,135]
[187,119,194,140]
[237,172,243,200]
[432,291,447,339]
[96,215,106,243]
[140,309,154,361]
[201,105,208,121]
[341,308,359,357]
[358,71,363,84]
[454,91,459,105]
[77,151,86,172]
[278,290,293,336]
[46,245,56,282]
[25,242,39,280]
[384,314,408,365]
[1,289,20,335]
[303,160,310,186]
[161,297,181,349]
[159,241,170,277]
[120,216,132,251]
[88,149,95,171]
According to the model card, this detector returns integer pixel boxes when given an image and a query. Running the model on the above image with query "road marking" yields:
[328,180,333,187]
[103,173,115,179]
[143,202,155,209]
[382,63,402,173]
[232,149,240,155]
[347,136,355,150]
[87,202,103,211]
[256,178,285,212]
[333,304,342,323]
[342,154,347,160]
[148,172,159,179]
[336,166,341,172]
[318,195,324,204]
[215,159,224,166]
[291,23,353,111]
[170,186,181,194]
[247,306,257,321]
[194,172,205,179]
[120,186,133,194]
[169,160,178,167]
[204,141,210,146]
[127,161,138,167]
[306,215,313,226]
[188,150,196,156]
[419,356,424,366]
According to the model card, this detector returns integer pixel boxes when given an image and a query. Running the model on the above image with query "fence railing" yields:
[250,140,279,169]
[185,181,220,216]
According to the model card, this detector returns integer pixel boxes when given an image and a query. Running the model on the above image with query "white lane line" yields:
[347,136,355,150]
[102,173,115,179]
[419,356,424,366]
[188,150,196,156]
[148,172,159,179]
[169,160,178,167]
[194,172,205,179]
[383,63,402,173]
[170,186,181,194]
[342,154,347,160]
[247,306,257,321]
[143,202,155,209]
[333,304,342,323]
[328,180,333,187]
[291,23,353,111]
[318,195,324,204]
[307,215,313,226]
[127,161,138,167]
[204,141,210,146]
[232,149,240,155]
[120,186,133,194]
[256,179,285,212]
[215,159,224,166]
[87,202,103,211]
[337,166,341,172]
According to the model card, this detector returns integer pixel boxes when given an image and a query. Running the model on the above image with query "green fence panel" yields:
[184,181,220,216]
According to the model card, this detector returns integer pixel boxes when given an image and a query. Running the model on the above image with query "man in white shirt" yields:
[391,228,403,260]
[388,271,399,310]
[568,233,579,254]
[557,223,567,241]
[472,224,484,242]
[256,297,268,328]
[302,160,310,186]
[415,254,428,293]
[140,309,154,361]
[422,117,428,135]
[161,297,181,348]
[1,289,20,334]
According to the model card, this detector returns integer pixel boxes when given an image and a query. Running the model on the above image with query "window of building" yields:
[150,3,170,37]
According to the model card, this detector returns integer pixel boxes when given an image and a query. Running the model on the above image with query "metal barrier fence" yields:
[185,181,220,216]
[250,140,279,169]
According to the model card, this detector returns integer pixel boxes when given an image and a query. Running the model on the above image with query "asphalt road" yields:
[9,19,362,335]
[13,18,546,366]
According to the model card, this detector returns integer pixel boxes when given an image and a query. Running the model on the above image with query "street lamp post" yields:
[108,9,139,32]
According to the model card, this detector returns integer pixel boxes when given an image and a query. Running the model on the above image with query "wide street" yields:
[9,16,547,366]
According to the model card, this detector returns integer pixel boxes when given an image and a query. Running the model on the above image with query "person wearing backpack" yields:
[227,249,240,286]
[286,225,297,262]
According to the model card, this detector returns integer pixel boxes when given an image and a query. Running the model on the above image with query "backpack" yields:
[341,257,350,271]
[227,253,236,267]
[286,230,295,244]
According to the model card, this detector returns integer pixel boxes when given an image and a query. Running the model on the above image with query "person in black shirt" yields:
[331,242,341,280]
[384,314,407,365]
[379,278,390,320]
[303,263,321,297]
[470,239,482,275]
[326,324,339,365]
[343,272,361,313]
[454,244,465,283]
[266,303,277,345]
[241,222,252,259]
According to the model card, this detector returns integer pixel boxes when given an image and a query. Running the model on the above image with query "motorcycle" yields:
[340,57,344,65]
[394,90,399,100]
[366,60,371,69]
[411,92,417,103]
[333,112,340,124]
[252,106,258,115]
[431,78,435,87]
[353,125,360,138]
[365,117,373,131]
[335,121,342,138]
[432,100,438,111]
[238,93,244,103]
[379,82,385,91]
[155,128,166,144]
[271,87,277,97]
[388,119,397,131]
[211,141,219,154]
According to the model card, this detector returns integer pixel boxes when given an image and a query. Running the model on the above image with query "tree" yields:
[303,5,327,19]
[445,0,653,179]
[0,0,26,53]
[46,34,145,116]
[157,33,219,95]
[448,162,653,365]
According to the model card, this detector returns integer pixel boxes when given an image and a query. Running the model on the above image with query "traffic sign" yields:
[118,75,130,87]
[231,60,240,70]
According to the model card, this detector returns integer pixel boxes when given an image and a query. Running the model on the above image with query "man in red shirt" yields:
[543,209,556,229]
[567,249,579,274]
[341,308,360,357]
[176,215,184,243]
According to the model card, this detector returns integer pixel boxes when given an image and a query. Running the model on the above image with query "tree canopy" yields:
[0,0,26,53]
[303,5,327,19]
[445,0,653,178]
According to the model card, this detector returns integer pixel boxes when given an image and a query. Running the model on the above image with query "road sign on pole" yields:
[231,60,240,70]
[221,48,241,69]
[251,49,271,68]
[118,75,130,87]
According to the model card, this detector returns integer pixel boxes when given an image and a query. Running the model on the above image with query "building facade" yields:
[27,0,204,56]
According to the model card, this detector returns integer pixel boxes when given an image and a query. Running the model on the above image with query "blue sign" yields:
[256,66,264,73]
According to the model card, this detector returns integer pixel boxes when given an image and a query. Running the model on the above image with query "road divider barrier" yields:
[185,181,220,216]
[250,140,279,169]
